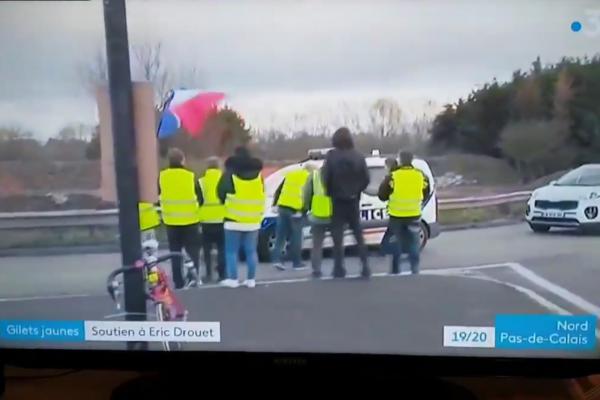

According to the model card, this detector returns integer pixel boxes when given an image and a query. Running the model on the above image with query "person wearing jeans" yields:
[271,165,314,271]
[271,207,305,270]
[388,219,421,274]
[302,164,331,278]
[217,146,265,288]
[225,230,259,282]
[378,151,429,275]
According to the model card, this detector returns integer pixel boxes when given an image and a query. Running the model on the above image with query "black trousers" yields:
[166,224,201,289]
[331,199,369,276]
[201,223,225,281]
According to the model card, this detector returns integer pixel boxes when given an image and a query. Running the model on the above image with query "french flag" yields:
[157,90,225,139]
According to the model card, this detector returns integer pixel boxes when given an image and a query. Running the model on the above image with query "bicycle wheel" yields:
[155,303,183,352]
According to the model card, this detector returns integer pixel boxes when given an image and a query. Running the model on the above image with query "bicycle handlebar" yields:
[105,252,183,305]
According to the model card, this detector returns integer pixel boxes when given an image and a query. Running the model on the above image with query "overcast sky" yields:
[0,0,598,139]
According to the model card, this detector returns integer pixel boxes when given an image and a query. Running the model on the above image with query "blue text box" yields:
[495,315,596,351]
[0,320,85,342]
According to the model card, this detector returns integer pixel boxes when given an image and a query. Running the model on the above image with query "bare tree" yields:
[369,98,402,137]
[131,41,170,103]
[79,41,204,106]
[78,49,108,97]
[337,101,363,133]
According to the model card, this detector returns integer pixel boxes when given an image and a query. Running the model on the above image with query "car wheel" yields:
[419,221,429,250]
[529,223,550,233]
[257,226,274,262]
[257,225,298,262]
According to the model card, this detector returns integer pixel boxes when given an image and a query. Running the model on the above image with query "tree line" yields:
[430,56,600,181]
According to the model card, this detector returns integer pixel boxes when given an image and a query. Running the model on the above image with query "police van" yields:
[257,149,440,261]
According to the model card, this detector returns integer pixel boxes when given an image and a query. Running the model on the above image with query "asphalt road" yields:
[1,222,599,357]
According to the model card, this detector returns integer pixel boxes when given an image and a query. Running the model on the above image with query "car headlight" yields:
[585,206,598,220]
[590,192,600,200]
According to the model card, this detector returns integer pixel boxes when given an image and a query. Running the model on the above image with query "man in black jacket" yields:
[322,127,371,278]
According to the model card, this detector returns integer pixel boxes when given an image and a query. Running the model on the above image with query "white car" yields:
[526,164,600,232]
[257,149,440,262]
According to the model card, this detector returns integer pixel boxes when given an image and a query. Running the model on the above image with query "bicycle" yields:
[106,237,189,351]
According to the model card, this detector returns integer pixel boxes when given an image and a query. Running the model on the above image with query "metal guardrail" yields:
[438,191,532,210]
[0,191,532,230]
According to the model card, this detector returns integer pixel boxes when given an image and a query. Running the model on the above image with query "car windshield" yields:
[364,167,387,196]
[556,166,600,186]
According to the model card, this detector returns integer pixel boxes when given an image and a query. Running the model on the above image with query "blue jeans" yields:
[225,229,259,280]
[379,226,400,258]
[271,207,303,268]
[389,218,420,274]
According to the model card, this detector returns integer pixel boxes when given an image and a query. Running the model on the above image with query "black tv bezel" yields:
[2,348,599,377]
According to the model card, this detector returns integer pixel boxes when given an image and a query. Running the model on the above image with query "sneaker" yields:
[292,263,308,271]
[244,279,256,288]
[272,262,286,271]
[219,279,239,288]
[312,270,323,279]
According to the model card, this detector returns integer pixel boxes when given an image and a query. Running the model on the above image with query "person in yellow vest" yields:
[377,151,430,275]
[302,163,331,278]
[159,148,203,289]
[138,202,161,232]
[217,146,265,288]
[198,156,226,282]
[271,163,315,271]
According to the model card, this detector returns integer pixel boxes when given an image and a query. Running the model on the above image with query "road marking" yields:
[506,262,600,319]
[436,263,600,340]
[0,293,92,302]
[0,263,521,301]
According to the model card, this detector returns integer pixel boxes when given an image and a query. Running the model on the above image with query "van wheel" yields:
[419,221,429,250]
[258,226,276,262]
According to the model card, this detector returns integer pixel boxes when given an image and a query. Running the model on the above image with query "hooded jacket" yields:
[217,150,264,229]
[322,148,369,201]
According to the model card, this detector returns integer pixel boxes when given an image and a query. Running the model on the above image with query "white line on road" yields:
[506,262,600,319]
[432,266,600,339]
[0,262,523,302]
[0,293,92,302]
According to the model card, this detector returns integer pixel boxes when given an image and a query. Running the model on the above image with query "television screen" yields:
[1,0,599,361]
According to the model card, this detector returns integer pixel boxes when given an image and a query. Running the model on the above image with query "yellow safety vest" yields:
[159,168,201,226]
[224,175,265,224]
[388,167,425,218]
[277,169,310,211]
[138,202,160,231]
[198,168,225,223]
[311,169,332,218]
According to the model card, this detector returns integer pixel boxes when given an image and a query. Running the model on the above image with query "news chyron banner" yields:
[444,315,597,351]
[0,320,220,343]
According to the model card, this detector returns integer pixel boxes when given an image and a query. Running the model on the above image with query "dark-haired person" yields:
[379,157,399,259]
[378,151,430,275]
[322,127,371,279]
[217,146,265,288]
[159,148,202,288]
